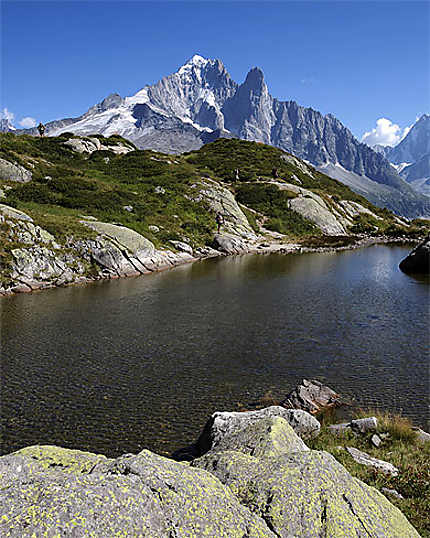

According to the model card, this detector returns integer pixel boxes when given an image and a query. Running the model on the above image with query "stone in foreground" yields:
[193,405,320,457]
[0,411,420,537]
[346,446,399,477]
[194,449,416,537]
[0,446,274,538]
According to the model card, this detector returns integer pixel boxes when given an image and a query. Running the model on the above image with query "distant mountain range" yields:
[3,55,430,218]
[374,115,430,197]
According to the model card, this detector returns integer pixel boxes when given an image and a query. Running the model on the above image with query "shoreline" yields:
[0,234,420,298]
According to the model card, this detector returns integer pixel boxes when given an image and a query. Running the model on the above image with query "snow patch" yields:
[391,162,412,174]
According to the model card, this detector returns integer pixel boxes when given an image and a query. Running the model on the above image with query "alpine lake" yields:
[1,244,429,458]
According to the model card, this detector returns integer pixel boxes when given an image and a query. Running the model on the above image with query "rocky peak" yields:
[243,67,266,92]
[84,93,124,118]
[0,118,15,132]
[388,114,430,164]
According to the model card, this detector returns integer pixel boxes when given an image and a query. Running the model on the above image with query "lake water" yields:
[1,244,429,458]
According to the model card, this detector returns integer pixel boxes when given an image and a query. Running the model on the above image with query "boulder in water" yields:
[281,378,340,414]
[399,236,430,274]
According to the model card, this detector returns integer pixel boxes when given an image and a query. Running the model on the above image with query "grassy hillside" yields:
[0,133,426,256]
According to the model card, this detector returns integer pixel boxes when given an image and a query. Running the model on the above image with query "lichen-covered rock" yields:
[0,446,275,538]
[194,406,319,457]
[0,158,32,183]
[212,417,309,458]
[194,449,419,537]
[0,445,111,476]
[399,235,430,274]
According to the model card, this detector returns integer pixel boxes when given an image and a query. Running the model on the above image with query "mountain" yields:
[388,115,430,164]
[372,144,391,159]
[385,115,430,197]
[17,55,430,218]
[0,118,15,132]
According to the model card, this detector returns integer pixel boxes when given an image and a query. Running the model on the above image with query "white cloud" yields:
[1,108,14,122]
[19,116,37,128]
[361,117,413,147]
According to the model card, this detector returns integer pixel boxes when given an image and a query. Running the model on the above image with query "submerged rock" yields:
[399,235,430,274]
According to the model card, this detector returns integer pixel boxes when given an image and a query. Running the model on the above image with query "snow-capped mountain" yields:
[17,55,430,217]
[0,118,15,132]
[384,115,430,197]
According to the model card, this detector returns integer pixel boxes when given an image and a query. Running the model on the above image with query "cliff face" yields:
[0,408,420,537]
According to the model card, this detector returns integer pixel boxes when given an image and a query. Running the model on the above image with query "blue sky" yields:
[2,1,429,144]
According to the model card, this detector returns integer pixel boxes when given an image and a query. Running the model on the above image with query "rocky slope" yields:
[0,407,420,537]
[0,133,426,295]
[15,55,430,218]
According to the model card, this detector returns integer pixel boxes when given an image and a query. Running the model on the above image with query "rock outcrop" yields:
[63,136,134,154]
[0,446,273,538]
[186,406,320,460]
[193,178,257,240]
[289,196,346,235]
[0,410,419,537]
[0,209,197,294]
[399,235,430,274]
[281,378,340,414]
[0,158,32,183]
[345,446,400,477]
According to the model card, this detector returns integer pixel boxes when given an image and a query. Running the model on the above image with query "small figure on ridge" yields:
[37,122,46,137]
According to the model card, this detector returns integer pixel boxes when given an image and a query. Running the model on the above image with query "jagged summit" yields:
[0,118,15,132]
[15,55,430,217]
[178,54,210,71]
[385,114,430,196]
